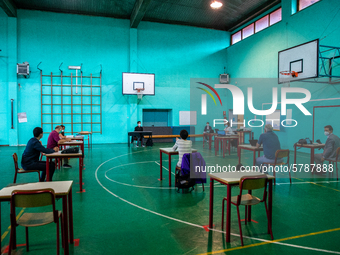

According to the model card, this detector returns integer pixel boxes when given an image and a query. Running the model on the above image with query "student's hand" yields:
[53,147,59,152]
[176,137,179,141]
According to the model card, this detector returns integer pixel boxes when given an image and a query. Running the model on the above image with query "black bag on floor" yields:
[175,168,196,192]
[146,138,153,147]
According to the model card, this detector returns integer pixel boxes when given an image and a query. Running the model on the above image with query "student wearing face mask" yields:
[47,125,72,168]
[131,121,145,147]
[314,125,340,168]
[224,121,233,134]
[203,122,213,142]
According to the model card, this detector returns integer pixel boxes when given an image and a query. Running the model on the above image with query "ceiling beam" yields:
[130,0,152,28]
[0,0,17,17]
[227,0,281,32]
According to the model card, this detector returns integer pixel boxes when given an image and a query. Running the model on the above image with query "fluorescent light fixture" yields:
[211,1,223,9]
[68,66,81,70]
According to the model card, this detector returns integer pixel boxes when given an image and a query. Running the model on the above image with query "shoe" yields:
[136,145,139,147]
[63,164,72,168]
[142,145,145,147]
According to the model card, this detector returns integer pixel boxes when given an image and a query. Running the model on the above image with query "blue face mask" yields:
[325,131,330,136]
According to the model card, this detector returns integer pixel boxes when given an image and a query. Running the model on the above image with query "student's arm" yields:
[34,140,56,154]
[172,139,178,151]
[256,134,263,148]
[322,139,334,159]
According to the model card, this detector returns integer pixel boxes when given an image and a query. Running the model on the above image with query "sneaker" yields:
[63,164,72,168]
[142,145,145,147]
[136,145,139,147]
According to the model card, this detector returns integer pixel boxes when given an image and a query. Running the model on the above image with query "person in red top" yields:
[47,125,72,168]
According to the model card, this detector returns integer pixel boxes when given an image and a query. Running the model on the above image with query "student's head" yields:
[55,125,62,133]
[264,124,273,132]
[324,125,333,135]
[206,122,209,126]
[180,129,189,140]
[137,121,141,127]
[60,125,65,131]
[33,127,43,139]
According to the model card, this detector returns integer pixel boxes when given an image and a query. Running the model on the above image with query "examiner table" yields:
[45,151,84,192]
[209,172,274,243]
[159,147,197,186]
[128,131,152,147]
[238,144,263,166]
[293,143,325,168]
[0,181,74,255]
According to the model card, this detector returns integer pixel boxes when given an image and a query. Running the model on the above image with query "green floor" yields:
[1,142,340,255]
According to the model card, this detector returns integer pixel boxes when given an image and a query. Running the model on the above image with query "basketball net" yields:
[280,71,298,87]
[136,88,144,100]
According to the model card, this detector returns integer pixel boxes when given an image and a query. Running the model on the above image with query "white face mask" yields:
[325,131,329,136]
[206,124,209,127]
[138,124,141,127]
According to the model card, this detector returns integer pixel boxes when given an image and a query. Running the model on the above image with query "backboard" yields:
[278,39,319,84]
[122,72,155,95]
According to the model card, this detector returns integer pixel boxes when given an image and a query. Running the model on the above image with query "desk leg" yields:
[226,184,231,242]
[238,147,241,164]
[46,157,50,182]
[68,188,74,244]
[247,190,252,222]
[294,144,297,165]
[222,140,225,158]
[209,135,212,150]
[81,144,84,159]
[168,155,172,187]
[268,180,273,234]
[128,135,130,147]
[79,157,83,192]
[311,148,315,166]
[209,179,214,228]
[159,151,163,181]
[215,139,218,156]
[62,196,69,255]
[253,151,256,166]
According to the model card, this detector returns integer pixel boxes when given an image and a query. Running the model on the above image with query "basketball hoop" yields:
[280,71,299,78]
[136,88,144,100]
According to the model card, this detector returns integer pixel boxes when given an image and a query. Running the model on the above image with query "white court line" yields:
[154,161,175,175]
[276,180,340,185]
[95,154,340,254]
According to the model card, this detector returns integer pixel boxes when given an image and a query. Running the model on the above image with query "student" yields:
[47,125,72,168]
[21,127,58,181]
[314,125,340,168]
[203,122,213,142]
[255,124,281,171]
[172,129,192,167]
[224,121,233,134]
[131,121,145,147]
[59,124,66,138]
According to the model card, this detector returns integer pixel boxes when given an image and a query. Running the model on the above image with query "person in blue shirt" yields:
[255,124,281,171]
[21,127,59,181]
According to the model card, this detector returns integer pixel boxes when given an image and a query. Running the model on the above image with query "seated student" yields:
[131,121,145,147]
[203,122,213,142]
[172,129,192,167]
[59,124,66,138]
[47,125,72,168]
[21,127,58,181]
[314,125,340,169]
[224,121,233,134]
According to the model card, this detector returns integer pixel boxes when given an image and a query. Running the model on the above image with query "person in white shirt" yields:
[172,129,192,167]
[224,121,233,134]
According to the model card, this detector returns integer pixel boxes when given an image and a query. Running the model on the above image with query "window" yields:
[231,31,242,44]
[298,0,320,11]
[242,24,254,39]
[255,15,269,33]
[270,8,282,25]
[231,8,282,45]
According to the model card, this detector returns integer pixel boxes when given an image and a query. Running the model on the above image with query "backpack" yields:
[146,138,153,147]
[175,168,196,192]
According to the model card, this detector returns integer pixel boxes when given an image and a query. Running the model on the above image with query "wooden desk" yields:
[209,172,274,243]
[215,135,239,157]
[236,130,253,144]
[45,151,84,192]
[203,133,217,150]
[58,140,85,158]
[0,181,74,255]
[238,144,263,165]
[79,131,92,148]
[294,143,325,167]
[159,148,197,186]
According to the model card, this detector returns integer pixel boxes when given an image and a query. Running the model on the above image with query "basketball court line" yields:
[95,153,340,254]
[1,208,25,242]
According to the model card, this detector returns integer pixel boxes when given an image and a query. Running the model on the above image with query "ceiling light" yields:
[210,1,223,9]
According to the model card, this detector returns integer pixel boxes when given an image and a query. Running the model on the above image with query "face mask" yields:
[206,124,209,127]
[59,130,62,134]
[138,124,141,127]
[325,131,329,136]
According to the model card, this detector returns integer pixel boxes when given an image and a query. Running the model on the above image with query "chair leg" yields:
[38,171,42,182]
[61,215,64,248]
[222,198,225,231]
[13,172,17,183]
[26,227,29,251]
[57,220,60,255]
[264,201,274,240]
[8,227,13,255]
[244,206,247,225]
[236,206,244,246]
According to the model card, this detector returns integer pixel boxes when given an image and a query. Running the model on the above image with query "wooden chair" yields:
[263,149,291,184]
[12,153,40,183]
[328,147,340,180]
[8,189,63,255]
[222,175,273,246]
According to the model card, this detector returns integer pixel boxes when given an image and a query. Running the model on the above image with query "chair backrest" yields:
[275,149,290,164]
[239,175,268,191]
[12,153,19,171]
